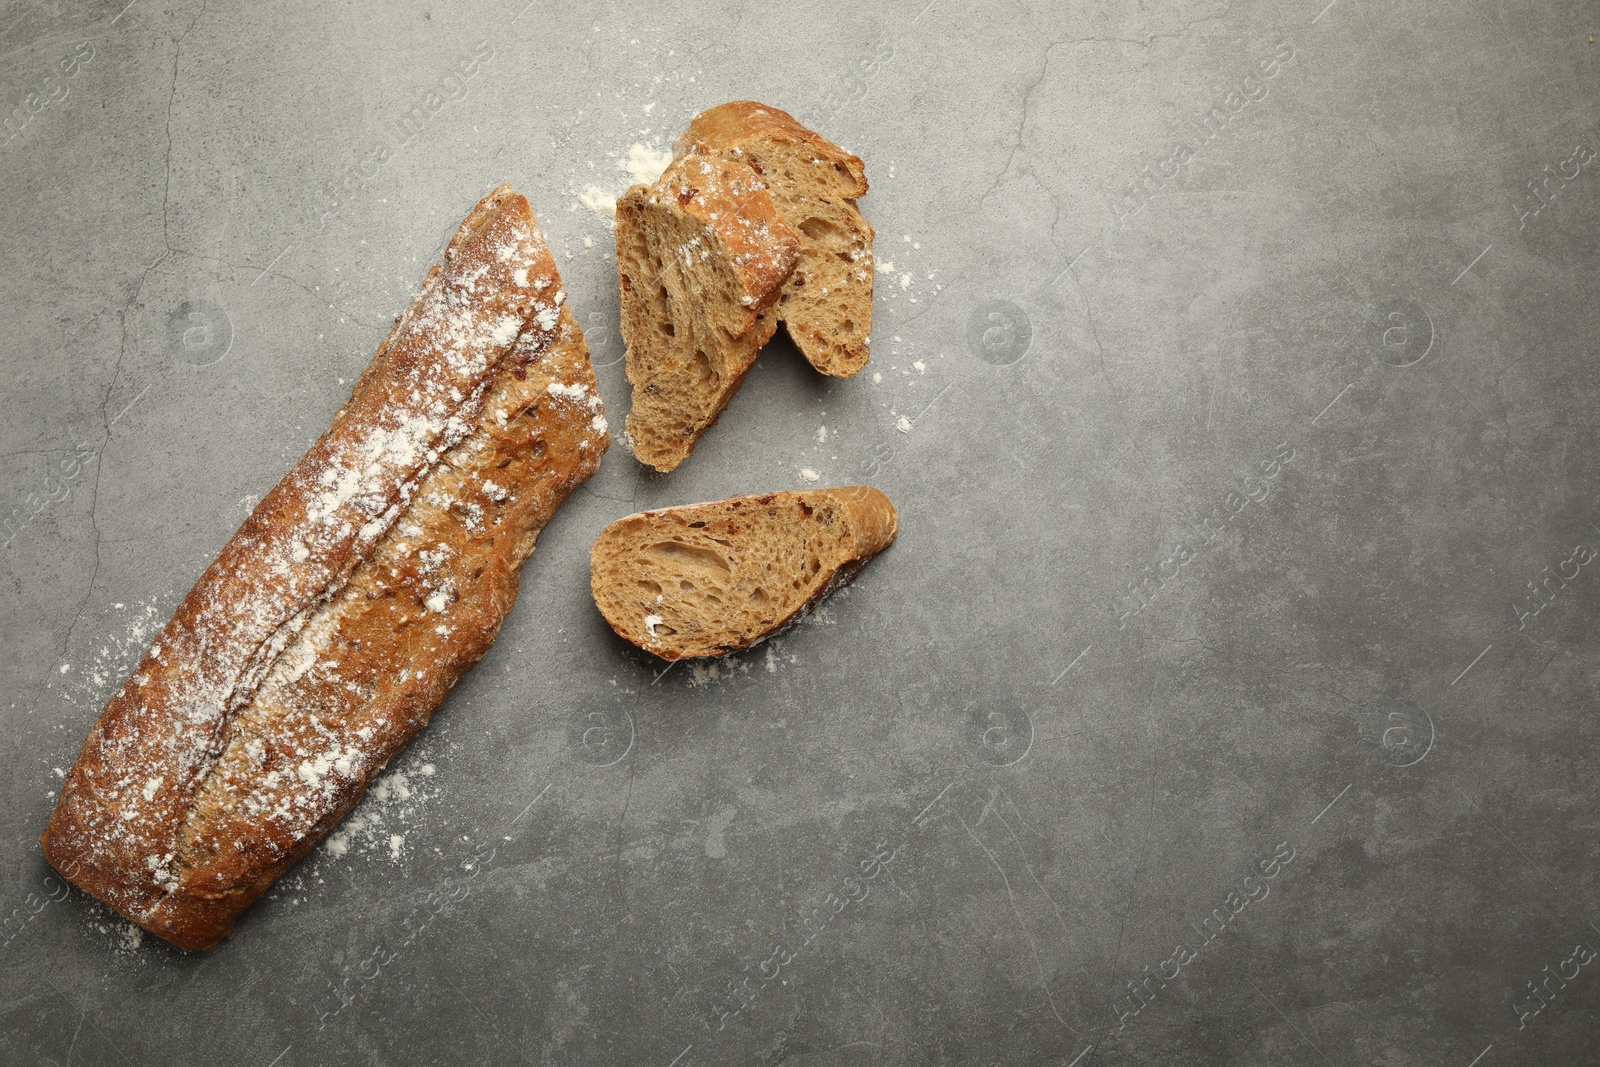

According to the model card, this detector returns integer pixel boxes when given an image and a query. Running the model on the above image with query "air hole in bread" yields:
[799,217,841,241]
[645,541,731,572]
[691,349,713,388]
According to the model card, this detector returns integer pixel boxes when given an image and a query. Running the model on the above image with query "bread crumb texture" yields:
[590,486,897,660]
[615,151,798,471]
[614,101,874,471]
[676,101,875,378]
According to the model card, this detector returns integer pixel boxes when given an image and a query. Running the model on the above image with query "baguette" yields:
[589,487,896,660]
[40,186,608,950]
[677,101,874,378]
[615,153,799,472]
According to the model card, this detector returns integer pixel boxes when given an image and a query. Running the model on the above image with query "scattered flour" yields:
[687,637,799,687]
[622,142,673,185]
[579,186,617,219]
[48,598,169,713]
[688,658,744,686]
[320,761,438,863]
[579,143,673,221]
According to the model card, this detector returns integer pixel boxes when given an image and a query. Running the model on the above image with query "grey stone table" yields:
[2,0,1596,1063]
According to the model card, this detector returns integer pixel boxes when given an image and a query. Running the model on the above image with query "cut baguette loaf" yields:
[615,153,799,472]
[40,186,608,950]
[677,101,874,378]
[589,486,896,660]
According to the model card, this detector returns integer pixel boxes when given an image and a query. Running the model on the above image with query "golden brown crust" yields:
[589,486,896,660]
[650,154,799,327]
[40,188,605,950]
[676,101,874,377]
[676,101,868,198]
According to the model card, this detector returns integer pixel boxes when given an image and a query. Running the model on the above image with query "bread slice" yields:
[677,101,874,378]
[589,486,897,660]
[615,153,799,472]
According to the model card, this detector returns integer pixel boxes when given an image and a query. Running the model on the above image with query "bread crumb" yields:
[896,417,912,433]
[799,468,820,482]
[816,426,828,443]
[872,372,883,383]
[583,236,594,248]
[912,361,926,372]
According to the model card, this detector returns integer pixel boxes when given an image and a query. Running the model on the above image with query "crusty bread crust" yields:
[615,154,799,471]
[677,101,867,199]
[589,486,896,660]
[677,101,874,378]
[40,187,607,950]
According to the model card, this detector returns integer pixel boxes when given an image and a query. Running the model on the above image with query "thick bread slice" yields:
[41,187,606,950]
[615,153,799,472]
[677,101,874,378]
[589,486,896,660]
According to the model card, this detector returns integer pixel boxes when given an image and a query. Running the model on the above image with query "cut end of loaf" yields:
[589,486,897,660]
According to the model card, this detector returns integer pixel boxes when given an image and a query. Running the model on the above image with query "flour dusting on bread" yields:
[41,186,609,950]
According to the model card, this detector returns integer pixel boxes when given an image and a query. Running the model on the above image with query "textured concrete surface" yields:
[2,0,1598,1063]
